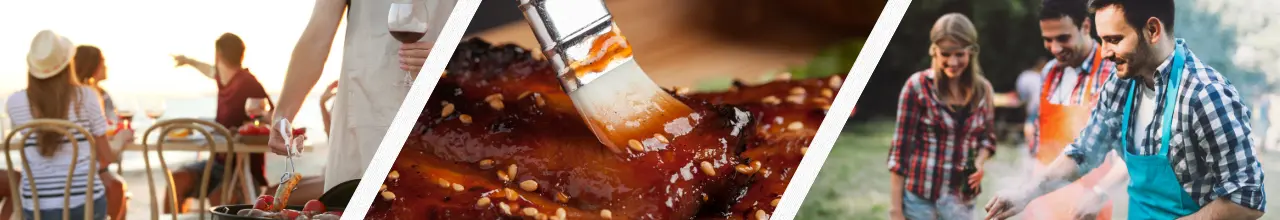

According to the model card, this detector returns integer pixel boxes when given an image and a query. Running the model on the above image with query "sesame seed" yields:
[508,164,519,177]
[437,178,451,188]
[379,184,387,192]
[387,170,400,180]
[750,161,763,170]
[655,133,670,144]
[786,95,805,105]
[600,209,613,219]
[479,159,495,168]
[520,180,539,192]
[539,213,549,220]
[505,188,519,201]
[735,164,756,175]
[756,209,769,220]
[787,122,803,131]
[459,114,473,124]
[556,208,566,219]
[517,91,533,100]
[702,194,709,201]
[489,100,505,110]
[772,198,781,206]
[452,183,464,192]
[761,96,781,105]
[380,191,396,201]
[477,197,491,207]
[700,161,717,176]
[523,207,539,217]
[498,170,511,182]
[441,103,455,117]
[499,203,512,215]
[829,76,843,89]
[801,147,809,155]
[628,139,644,152]
[533,94,546,107]
[821,89,834,98]
[790,87,806,95]
[485,94,504,102]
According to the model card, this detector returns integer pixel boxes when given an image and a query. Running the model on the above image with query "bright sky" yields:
[0,0,347,101]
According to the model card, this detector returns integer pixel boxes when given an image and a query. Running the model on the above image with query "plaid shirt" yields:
[1064,39,1266,211]
[888,70,998,202]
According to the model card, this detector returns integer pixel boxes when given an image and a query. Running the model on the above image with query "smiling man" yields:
[985,0,1267,219]
[1019,0,1128,218]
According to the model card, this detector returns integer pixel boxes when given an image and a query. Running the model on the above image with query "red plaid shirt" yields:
[887,70,997,202]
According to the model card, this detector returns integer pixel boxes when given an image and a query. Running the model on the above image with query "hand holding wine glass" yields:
[389,0,434,86]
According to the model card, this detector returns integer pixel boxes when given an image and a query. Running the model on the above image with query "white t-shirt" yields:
[1134,85,1158,150]
[4,87,108,210]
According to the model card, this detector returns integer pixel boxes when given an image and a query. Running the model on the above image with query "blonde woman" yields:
[886,13,997,220]
[5,30,130,220]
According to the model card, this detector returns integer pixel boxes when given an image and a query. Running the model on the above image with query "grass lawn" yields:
[795,120,1280,220]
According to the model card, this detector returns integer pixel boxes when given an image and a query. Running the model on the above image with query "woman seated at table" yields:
[4,30,129,220]
[72,44,131,220]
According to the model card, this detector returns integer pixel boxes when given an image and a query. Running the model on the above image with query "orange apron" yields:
[1024,49,1115,219]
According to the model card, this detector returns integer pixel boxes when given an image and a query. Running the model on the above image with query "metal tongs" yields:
[270,118,306,210]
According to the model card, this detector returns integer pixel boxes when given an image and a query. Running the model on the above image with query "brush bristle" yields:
[568,61,694,154]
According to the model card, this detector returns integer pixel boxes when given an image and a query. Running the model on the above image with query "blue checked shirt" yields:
[1063,39,1266,211]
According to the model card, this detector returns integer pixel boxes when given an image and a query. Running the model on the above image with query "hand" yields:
[969,168,985,189]
[172,55,191,67]
[321,81,339,103]
[399,41,432,74]
[984,189,1032,220]
[889,209,906,220]
[268,118,290,156]
[1069,188,1107,220]
[110,129,135,152]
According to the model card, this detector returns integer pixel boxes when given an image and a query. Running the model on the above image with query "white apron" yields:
[325,0,457,191]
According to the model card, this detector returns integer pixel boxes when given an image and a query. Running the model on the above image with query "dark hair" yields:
[1041,0,1089,28]
[1088,0,1175,34]
[74,45,103,85]
[216,32,246,67]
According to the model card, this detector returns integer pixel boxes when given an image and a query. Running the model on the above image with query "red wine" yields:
[390,31,426,43]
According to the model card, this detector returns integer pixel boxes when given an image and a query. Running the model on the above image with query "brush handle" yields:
[517,0,628,93]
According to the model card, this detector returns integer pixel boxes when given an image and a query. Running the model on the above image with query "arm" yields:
[1180,83,1266,219]
[174,55,217,79]
[272,0,346,122]
[268,0,346,155]
[1093,152,1129,194]
[319,81,338,135]
[82,89,117,167]
[886,80,919,219]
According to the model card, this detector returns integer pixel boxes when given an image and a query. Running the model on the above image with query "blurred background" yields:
[799,0,1280,219]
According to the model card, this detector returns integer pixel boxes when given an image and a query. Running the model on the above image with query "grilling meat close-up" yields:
[365,38,845,220]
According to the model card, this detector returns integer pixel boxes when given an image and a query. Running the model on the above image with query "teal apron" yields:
[1118,43,1200,219]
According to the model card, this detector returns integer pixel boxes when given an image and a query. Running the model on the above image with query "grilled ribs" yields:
[365,38,844,220]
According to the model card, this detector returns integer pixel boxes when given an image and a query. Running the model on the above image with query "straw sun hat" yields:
[27,30,76,79]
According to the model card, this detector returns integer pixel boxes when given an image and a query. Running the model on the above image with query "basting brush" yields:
[518,0,695,154]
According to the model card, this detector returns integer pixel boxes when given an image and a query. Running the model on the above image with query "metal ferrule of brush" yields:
[518,0,628,93]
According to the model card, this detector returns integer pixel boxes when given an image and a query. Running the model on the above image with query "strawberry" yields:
[302,200,326,213]
[253,195,275,210]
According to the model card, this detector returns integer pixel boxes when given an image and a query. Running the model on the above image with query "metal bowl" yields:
[209,205,345,220]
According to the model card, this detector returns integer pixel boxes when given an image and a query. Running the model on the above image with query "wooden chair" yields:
[139,118,242,220]
[3,119,100,220]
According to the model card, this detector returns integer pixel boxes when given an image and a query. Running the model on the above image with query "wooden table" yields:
[467,0,850,88]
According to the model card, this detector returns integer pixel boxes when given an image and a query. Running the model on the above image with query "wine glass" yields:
[117,99,138,130]
[388,0,433,87]
[144,99,166,121]
[245,98,272,125]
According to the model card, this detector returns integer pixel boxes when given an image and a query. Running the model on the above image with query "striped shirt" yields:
[1064,39,1266,211]
[887,69,998,202]
[4,86,107,210]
